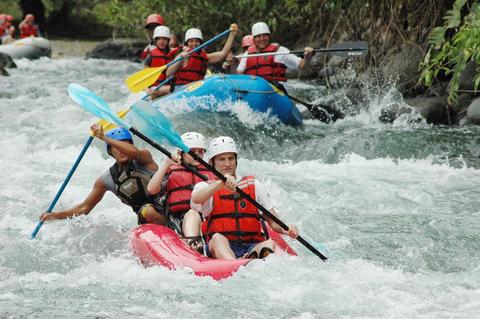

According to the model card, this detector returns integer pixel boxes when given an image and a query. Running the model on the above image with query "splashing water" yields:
[1,57,480,318]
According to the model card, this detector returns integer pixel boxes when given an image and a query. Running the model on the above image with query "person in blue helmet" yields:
[40,124,167,225]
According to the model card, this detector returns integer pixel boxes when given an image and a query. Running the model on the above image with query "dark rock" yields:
[466,98,480,124]
[0,53,17,69]
[405,96,450,124]
[86,39,146,62]
[425,81,448,97]
[379,102,413,123]
[382,44,424,91]
[451,93,472,123]
[458,60,478,91]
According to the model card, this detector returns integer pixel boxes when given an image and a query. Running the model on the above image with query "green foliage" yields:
[420,0,480,103]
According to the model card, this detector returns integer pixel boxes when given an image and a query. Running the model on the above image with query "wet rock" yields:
[405,96,450,124]
[458,60,478,91]
[382,44,423,91]
[86,39,146,62]
[379,102,413,123]
[466,98,480,124]
[0,52,17,68]
[451,93,472,123]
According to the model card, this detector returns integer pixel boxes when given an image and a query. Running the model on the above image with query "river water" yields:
[0,56,479,318]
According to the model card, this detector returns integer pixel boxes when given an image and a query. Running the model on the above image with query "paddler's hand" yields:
[285,224,299,238]
[170,151,182,164]
[230,23,239,35]
[303,47,314,60]
[40,212,56,222]
[223,174,236,191]
[90,123,104,140]
[179,50,190,66]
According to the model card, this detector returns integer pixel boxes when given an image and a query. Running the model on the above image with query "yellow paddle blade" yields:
[89,107,131,135]
[125,66,166,93]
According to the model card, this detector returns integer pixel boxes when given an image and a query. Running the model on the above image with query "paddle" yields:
[67,83,208,180]
[125,29,231,93]
[128,103,328,261]
[235,41,368,59]
[30,108,130,239]
[31,77,175,239]
[267,81,344,123]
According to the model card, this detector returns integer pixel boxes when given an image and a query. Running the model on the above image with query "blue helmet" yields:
[105,128,133,152]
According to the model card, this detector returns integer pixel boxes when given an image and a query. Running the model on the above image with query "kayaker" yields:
[166,23,238,88]
[236,22,314,85]
[191,136,299,260]
[141,13,165,61]
[40,125,167,225]
[19,14,40,38]
[0,14,15,44]
[144,26,181,99]
[147,132,215,251]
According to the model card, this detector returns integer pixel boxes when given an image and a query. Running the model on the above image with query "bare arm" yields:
[207,23,238,64]
[40,178,107,221]
[298,47,314,70]
[91,123,157,171]
[264,208,299,238]
[166,51,188,77]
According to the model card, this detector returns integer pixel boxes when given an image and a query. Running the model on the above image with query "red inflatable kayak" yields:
[130,224,296,280]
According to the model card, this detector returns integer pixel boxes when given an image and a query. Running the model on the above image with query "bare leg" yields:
[182,209,202,238]
[249,239,276,258]
[208,233,236,260]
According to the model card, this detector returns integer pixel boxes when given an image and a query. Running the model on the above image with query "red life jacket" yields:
[245,43,287,82]
[146,46,179,86]
[141,43,155,60]
[20,24,38,38]
[203,176,264,243]
[174,49,208,85]
[166,164,214,215]
[0,25,5,37]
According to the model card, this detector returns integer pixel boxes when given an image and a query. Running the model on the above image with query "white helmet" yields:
[181,132,206,150]
[153,26,170,39]
[208,136,238,160]
[251,22,270,37]
[185,28,203,43]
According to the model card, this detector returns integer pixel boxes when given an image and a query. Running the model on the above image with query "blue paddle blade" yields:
[68,83,129,129]
[130,100,189,152]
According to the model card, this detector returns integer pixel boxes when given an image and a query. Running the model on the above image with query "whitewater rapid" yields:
[0,57,479,318]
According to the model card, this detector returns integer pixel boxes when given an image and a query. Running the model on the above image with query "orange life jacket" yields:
[245,43,287,82]
[146,46,179,86]
[203,176,264,243]
[166,164,214,215]
[20,24,38,38]
[174,49,208,85]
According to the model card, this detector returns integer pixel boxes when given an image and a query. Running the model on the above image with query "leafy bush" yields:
[420,0,480,103]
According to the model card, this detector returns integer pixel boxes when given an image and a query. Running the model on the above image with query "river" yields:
[0,54,479,318]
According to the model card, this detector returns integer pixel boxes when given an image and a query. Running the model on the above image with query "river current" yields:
[0,57,479,318]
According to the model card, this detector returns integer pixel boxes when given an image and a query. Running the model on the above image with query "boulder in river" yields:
[466,98,480,124]
[405,96,450,124]
[86,39,146,62]
[0,52,17,76]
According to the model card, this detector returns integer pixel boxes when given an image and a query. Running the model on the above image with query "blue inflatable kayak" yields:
[151,74,303,126]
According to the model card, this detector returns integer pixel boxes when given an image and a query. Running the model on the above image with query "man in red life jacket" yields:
[141,14,165,61]
[236,22,314,83]
[191,136,299,260]
[166,24,238,88]
[0,14,15,44]
[40,125,167,225]
[19,14,40,38]
[144,26,181,99]
[147,132,215,250]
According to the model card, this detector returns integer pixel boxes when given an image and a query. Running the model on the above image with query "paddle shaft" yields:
[186,151,328,261]
[129,127,208,180]
[31,136,94,239]
[235,46,367,59]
